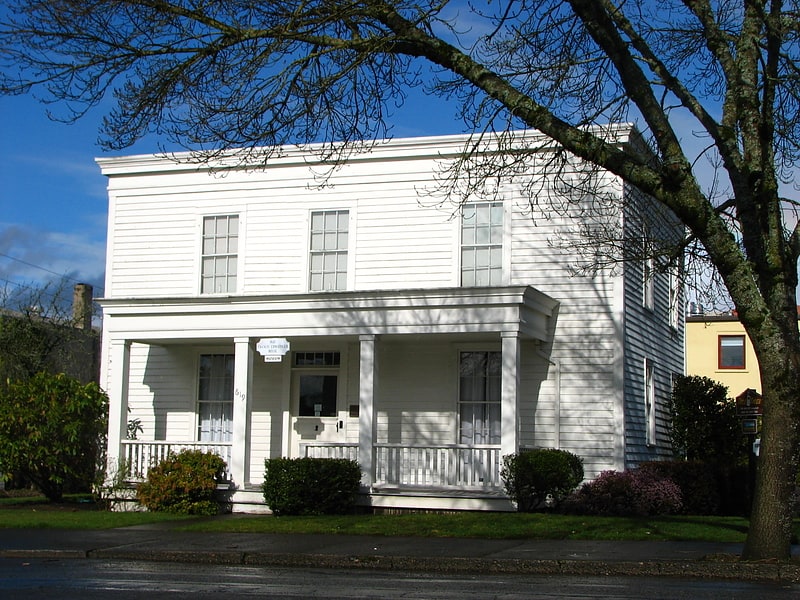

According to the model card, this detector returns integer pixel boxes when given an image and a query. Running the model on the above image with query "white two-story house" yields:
[97,127,683,512]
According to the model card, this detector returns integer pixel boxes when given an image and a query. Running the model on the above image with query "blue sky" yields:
[0,86,463,303]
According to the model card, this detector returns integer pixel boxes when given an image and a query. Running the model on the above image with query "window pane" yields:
[476,247,490,268]
[325,211,338,229]
[490,246,502,268]
[299,375,337,416]
[461,268,475,287]
[324,231,337,249]
[491,204,504,224]
[324,253,337,271]
[461,249,475,268]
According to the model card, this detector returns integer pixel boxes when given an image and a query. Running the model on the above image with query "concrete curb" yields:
[4,548,798,582]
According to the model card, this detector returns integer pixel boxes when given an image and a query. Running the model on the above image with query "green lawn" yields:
[0,494,191,529]
[176,512,762,543]
[2,493,795,542]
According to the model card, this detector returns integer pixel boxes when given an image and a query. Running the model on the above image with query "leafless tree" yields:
[2,0,798,559]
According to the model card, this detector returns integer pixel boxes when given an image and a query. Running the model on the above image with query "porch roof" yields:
[99,285,558,343]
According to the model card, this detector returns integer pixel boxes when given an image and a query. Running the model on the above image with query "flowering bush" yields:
[561,467,683,516]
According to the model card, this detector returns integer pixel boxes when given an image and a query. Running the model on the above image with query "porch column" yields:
[231,337,253,488]
[105,339,131,477]
[501,332,521,458]
[358,334,377,488]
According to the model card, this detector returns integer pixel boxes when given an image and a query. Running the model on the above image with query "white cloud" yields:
[0,223,106,294]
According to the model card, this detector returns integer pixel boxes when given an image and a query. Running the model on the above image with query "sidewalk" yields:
[1,517,799,582]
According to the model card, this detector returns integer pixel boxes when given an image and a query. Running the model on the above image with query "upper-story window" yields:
[643,256,655,310]
[461,202,503,286]
[719,335,746,369]
[309,210,348,292]
[668,261,681,329]
[201,215,238,294]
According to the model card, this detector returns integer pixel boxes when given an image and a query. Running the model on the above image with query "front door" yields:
[290,367,346,456]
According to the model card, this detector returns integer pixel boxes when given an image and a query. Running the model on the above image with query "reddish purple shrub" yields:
[561,467,683,516]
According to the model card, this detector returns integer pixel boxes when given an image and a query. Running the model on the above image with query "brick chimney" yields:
[72,283,93,330]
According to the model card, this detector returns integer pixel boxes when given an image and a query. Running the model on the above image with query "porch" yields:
[102,286,557,512]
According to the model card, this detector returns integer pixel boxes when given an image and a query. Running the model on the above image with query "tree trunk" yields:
[742,317,800,560]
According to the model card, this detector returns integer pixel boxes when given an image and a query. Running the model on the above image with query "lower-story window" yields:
[458,351,501,445]
[198,354,234,442]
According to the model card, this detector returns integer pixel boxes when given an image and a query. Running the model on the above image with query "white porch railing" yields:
[120,440,233,482]
[374,444,502,489]
[300,443,502,490]
[300,442,359,461]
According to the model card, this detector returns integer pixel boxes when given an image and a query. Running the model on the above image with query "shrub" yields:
[501,448,584,512]
[638,460,721,515]
[136,449,227,515]
[561,467,683,516]
[670,375,748,463]
[0,372,108,501]
[262,457,361,516]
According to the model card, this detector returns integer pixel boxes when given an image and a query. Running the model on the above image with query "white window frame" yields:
[200,214,239,295]
[309,209,349,292]
[645,358,656,446]
[643,256,655,311]
[457,350,502,445]
[460,201,505,287]
[668,260,681,330]
[197,353,234,442]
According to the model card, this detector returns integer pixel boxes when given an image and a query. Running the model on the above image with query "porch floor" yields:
[233,483,514,513]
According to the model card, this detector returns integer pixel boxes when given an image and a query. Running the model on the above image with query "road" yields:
[1,558,798,599]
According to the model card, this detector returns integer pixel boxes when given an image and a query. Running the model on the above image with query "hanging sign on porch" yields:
[257,337,290,362]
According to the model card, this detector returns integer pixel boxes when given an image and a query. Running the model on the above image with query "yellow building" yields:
[685,308,800,399]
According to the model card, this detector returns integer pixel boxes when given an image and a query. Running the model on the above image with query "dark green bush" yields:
[638,460,721,515]
[501,448,584,512]
[262,457,361,516]
[670,375,748,463]
[136,449,227,515]
[0,372,108,501]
